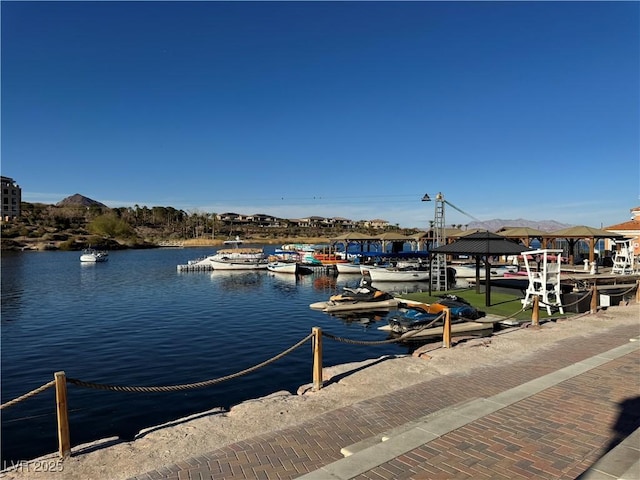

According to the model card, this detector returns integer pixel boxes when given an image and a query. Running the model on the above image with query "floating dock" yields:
[177,263,213,272]
[177,263,338,273]
[378,321,494,340]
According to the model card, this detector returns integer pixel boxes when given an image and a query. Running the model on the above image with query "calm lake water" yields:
[1,246,429,464]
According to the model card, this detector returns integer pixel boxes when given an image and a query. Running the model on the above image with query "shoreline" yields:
[5,236,334,252]
[2,302,638,480]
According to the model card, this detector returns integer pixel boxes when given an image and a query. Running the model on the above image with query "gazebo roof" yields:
[431,230,530,255]
[547,226,624,239]
[375,232,413,241]
[498,227,547,238]
[329,232,377,242]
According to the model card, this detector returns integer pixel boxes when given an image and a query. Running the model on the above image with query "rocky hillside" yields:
[468,218,571,232]
[56,193,108,208]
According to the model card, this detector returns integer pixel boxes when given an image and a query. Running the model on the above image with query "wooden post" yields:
[443,308,451,349]
[312,327,323,391]
[532,294,540,327]
[54,371,70,458]
[590,283,598,314]
[636,280,640,304]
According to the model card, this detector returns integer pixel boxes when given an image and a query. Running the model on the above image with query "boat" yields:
[80,248,109,262]
[207,251,269,270]
[451,263,518,279]
[267,261,299,274]
[266,252,313,275]
[312,252,350,265]
[309,280,400,312]
[335,262,365,274]
[181,237,268,271]
[361,265,429,282]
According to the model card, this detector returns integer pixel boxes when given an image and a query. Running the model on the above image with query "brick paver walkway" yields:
[130,321,640,480]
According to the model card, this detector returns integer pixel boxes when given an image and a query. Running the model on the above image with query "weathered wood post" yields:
[590,283,598,313]
[312,327,323,391]
[531,294,540,327]
[443,308,451,349]
[54,371,70,458]
[636,280,640,304]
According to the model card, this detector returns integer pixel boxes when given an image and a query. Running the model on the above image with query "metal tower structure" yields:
[430,192,448,291]
[422,191,478,291]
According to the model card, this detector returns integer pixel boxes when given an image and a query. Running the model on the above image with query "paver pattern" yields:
[130,322,639,480]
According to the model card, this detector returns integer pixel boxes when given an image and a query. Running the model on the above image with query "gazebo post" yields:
[475,255,481,294]
[485,260,491,306]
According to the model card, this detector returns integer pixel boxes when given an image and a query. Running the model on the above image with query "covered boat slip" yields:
[347,250,430,264]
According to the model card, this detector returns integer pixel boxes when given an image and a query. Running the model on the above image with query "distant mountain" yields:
[466,218,572,232]
[56,194,108,208]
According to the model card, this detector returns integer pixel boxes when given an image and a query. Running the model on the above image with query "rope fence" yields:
[66,333,314,394]
[2,280,637,460]
[0,380,56,411]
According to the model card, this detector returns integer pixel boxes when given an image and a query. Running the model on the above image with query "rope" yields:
[1,380,56,410]
[322,311,447,345]
[496,306,527,321]
[538,285,637,309]
[67,333,314,393]
[539,289,592,309]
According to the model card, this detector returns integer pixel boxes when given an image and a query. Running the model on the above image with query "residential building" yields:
[605,206,640,255]
[363,218,390,229]
[1,176,21,221]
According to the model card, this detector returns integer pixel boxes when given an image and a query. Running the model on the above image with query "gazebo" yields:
[497,227,547,248]
[375,232,414,253]
[329,232,377,253]
[430,230,532,306]
[545,226,624,265]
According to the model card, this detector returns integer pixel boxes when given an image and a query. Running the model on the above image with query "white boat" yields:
[80,248,109,262]
[451,263,518,279]
[360,265,429,282]
[184,237,268,270]
[309,282,400,312]
[208,256,269,270]
[267,261,299,274]
[335,262,364,274]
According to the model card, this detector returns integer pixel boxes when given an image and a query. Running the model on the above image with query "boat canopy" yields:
[350,251,430,260]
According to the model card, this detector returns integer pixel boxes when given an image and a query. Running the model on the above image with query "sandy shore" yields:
[1,303,639,480]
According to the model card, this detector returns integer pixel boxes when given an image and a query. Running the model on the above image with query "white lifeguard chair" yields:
[611,239,636,275]
[522,249,564,315]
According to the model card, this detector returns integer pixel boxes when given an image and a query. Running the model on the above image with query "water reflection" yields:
[0,252,26,321]
[210,270,263,290]
[328,310,391,328]
[370,280,430,295]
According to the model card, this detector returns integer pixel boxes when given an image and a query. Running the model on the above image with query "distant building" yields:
[363,218,390,229]
[605,206,640,255]
[1,176,21,221]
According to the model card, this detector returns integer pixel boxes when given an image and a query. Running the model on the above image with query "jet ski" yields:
[309,280,400,312]
[387,295,484,334]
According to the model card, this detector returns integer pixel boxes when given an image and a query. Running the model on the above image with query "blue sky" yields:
[2,1,638,229]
